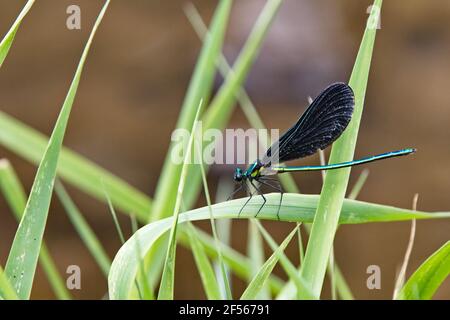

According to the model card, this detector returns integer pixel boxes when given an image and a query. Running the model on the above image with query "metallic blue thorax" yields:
[244,160,263,180]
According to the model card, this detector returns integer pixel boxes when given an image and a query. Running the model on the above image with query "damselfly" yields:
[230,82,415,219]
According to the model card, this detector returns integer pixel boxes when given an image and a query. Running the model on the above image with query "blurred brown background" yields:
[0,0,449,299]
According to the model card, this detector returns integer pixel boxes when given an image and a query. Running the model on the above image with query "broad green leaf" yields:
[0,0,35,67]
[397,241,450,300]
[4,0,111,299]
[108,193,449,299]
[240,225,298,300]
[0,159,70,299]
[299,0,383,298]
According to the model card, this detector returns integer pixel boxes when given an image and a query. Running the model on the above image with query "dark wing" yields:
[262,82,354,166]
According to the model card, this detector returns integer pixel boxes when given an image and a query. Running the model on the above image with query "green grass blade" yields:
[0,265,18,300]
[348,169,370,200]
[108,193,449,299]
[299,0,383,299]
[0,0,35,67]
[247,220,270,299]
[276,257,353,300]
[4,0,111,299]
[0,111,151,220]
[254,221,314,300]
[157,103,202,300]
[181,0,284,211]
[143,0,232,290]
[240,225,298,300]
[332,267,354,300]
[130,215,154,300]
[195,134,232,299]
[213,179,233,297]
[200,0,283,137]
[103,187,126,245]
[397,241,450,300]
[186,1,291,299]
[297,225,305,265]
[177,229,284,296]
[186,3,356,299]
[0,159,27,215]
[151,0,232,222]
[0,159,71,299]
[55,181,111,277]
[36,246,71,300]
[0,0,148,218]
[185,2,266,132]
[186,223,222,300]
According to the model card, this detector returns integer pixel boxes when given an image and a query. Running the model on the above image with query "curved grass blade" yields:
[143,0,232,290]
[4,0,111,299]
[247,220,269,299]
[213,178,234,298]
[186,223,222,300]
[157,103,202,300]
[240,225,298,300]
[108,193,449,299]
[130,215,154,300]
[299,0,383,299]
[195,133,232,299]
[151,0,232,223]
[0,160,71,299]
[0,111,151,220]
[182,0,284,211]
[55,181,111,278]
[0,0,148,221]
[103,187,126,245]
[254,221,314,300]
[0,0,35,67]
[396,241,450,300]
[177,228,285,295]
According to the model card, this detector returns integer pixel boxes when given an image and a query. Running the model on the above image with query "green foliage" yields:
[299,0,383,298]
[397,241,450,300]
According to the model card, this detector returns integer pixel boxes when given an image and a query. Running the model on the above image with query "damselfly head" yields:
[233,168,243,182]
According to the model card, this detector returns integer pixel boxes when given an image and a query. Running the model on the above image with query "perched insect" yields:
[230,82,416,219]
